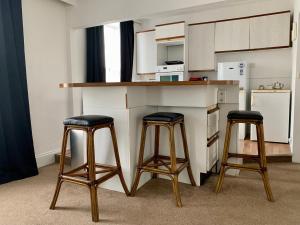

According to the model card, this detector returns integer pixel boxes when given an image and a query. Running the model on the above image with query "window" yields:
[104,23,120,82]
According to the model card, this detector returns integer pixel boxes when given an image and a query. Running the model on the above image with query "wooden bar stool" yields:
[215,110,274,201]
[50,115,130,222]
[131,112,196,207]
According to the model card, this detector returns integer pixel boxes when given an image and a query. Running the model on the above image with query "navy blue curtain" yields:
[86,26,106,82]
[120,21,134,82]
[0,0,38,184]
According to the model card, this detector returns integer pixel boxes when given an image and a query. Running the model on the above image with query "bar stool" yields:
[50,115,130,222]
[131,112,196,207]
[215,110,274,201]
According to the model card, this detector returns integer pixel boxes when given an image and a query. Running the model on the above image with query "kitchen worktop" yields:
[251,89,291,93]
[59,80,239,88]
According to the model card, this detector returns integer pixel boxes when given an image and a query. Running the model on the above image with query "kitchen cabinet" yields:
[215,19,250,52]
[207,106,219,171]
[155,22,185,41]
[207,138,218,171]
[188,23,215,71]
[136,30,157,75]
[250,90,290,143]
[207,107,219,139]
[250,12,291,49]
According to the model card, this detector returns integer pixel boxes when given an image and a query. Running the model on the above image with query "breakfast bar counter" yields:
[61,81,240,192]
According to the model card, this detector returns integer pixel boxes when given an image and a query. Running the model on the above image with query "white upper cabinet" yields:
[215,19,250,52]
[155,22,185,41]
[136,30,157,74]
[188,23,215,71]
[250,12,291,49]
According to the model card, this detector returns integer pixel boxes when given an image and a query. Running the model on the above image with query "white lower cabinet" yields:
[207,108,219,139]
[207,139,218,171]
[207,107,219,171]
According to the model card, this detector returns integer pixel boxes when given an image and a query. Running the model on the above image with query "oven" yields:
[155,64,184,82]
[155,71,184,82]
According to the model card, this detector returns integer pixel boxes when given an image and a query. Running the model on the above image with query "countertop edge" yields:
[59,80,239,88]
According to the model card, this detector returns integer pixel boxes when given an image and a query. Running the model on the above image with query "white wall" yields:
[22,0,72,167]
[69,29,86,115]
[68,0,227,28]
[291,0,300,163]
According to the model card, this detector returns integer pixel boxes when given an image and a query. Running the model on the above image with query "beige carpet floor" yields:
[0,163,300,225]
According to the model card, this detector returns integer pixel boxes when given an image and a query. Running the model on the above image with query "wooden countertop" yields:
[59,80,239,88]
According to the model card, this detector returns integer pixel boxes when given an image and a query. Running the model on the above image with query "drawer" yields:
[155,22,185,41]
[207,107,219,139]
[207,137,218,171]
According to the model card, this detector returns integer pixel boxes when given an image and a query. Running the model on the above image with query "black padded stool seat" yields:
[227,110,263,121]
[143,112,184,122]
[63,115,113,126]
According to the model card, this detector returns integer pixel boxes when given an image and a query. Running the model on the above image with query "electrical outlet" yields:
[218,89,226,103]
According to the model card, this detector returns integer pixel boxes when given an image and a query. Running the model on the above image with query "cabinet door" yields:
[155,22,185,41]
[188,23,215,71]
[215,19,250,52]
[136,31,157,74]
[250,12,291,49]
[250,92,290,143]
[207,139,218,171]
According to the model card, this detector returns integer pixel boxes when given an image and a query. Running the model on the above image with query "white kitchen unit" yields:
[155,22,185,41]
[66,81,239,192]
[207,107,219,171]
[250,12,291,49]
[188,23,215,71]
[250,90,291,143]
[215,19,250,52]
[136,30,157,75]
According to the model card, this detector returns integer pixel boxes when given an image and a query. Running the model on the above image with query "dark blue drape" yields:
[120,21,134,82]
[86,26,106,82]
[0,0,38,184]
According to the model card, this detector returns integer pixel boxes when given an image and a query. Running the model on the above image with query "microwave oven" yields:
[155,72,184,82]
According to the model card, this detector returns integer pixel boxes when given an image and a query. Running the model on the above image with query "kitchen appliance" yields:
[250,90,291,143]
[156,64,184,82]
[218,62,250,140]
[273,81,284,90]
[218,62,249,90]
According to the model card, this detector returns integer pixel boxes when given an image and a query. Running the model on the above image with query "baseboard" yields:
[35,149,60,168]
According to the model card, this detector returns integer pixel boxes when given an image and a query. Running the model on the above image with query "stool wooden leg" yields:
[172,174,182,207]
[152,125,160,179]
[109,123,130,196]
[131,123,148,196]
[180,122,196,186]
[169,125,182,207]
[50,127,69,210]
[215,121,232,193]
[87,129,99,222]
[256,123,274,202]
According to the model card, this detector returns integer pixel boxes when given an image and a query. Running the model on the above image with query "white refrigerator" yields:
[218,62,250,140]
[250,90,290,143]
